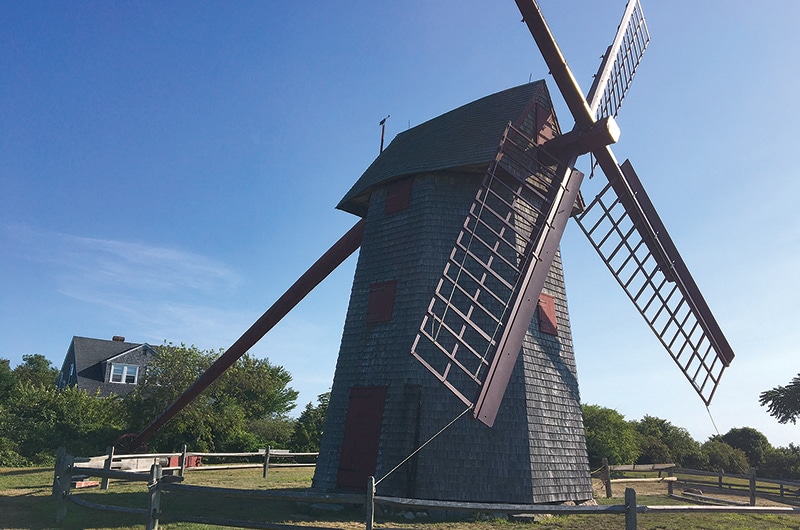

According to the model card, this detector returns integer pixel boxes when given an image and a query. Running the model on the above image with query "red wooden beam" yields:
[125,219,365,450]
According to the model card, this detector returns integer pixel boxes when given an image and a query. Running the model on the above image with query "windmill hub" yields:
[543,115,620,159]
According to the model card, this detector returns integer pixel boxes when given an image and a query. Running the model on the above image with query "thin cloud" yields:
[5,224,240,297]
[59,233,240,294]
[3,224,247,346]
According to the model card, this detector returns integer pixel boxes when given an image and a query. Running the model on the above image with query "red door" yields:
[336,386,388,490]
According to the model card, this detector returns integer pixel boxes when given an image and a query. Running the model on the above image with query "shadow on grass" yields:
[2,467,55,477]
[67,487,367,528]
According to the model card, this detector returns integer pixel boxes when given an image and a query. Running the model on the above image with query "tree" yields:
[761,444,800,480]
[0,359,13,403]
[701,439,749,474]
[1,383,126,465]
[581,404,640,468]
[290,392,329,453]
[721,427,771,468]
[123,343,298,452]
[12,354,58,387]
[248,416,295,450]
[760,374,800,424]
[216,354,298,420]
[634,415,703,467]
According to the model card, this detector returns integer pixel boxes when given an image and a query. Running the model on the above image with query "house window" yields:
[110,364,139,384]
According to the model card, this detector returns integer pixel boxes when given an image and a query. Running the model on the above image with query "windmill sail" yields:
[410,100,584,426]
[517,0,735,404]
[586,0,650,120]
[575,155,733,404]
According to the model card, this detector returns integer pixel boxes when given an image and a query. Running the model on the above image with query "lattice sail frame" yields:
[588,0,650,120]
[574,159,731,405]
[410,96,581,412]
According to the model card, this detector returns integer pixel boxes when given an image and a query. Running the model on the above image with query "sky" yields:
[2,1,799,449]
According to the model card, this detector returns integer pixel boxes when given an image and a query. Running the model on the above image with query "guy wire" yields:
[375,404,473,486]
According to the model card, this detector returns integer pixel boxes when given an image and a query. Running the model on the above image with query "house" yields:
[56,336,156,396]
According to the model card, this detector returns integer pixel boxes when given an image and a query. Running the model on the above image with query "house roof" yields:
[72,336,141,372]
[337,81,551,216]
[70,336,152,394]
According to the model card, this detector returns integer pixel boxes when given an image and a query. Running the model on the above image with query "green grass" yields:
[2,466,800,529]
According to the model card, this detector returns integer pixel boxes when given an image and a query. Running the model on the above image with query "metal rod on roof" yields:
[125,219,366,451]
[379,115,390,153]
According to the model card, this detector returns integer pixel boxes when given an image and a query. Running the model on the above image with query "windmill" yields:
[121,0,734,506]
[313,0,734,504]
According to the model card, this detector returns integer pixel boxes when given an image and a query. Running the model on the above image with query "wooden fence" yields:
[76,444,317,490]
[597,460,800,506]
[53,449,800,530]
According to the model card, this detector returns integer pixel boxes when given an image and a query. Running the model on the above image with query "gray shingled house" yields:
[56,336,156,396]
[312,82,592,504]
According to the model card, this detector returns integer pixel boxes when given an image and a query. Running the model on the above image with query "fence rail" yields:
[596,459,800,507]
[75,444,317,489]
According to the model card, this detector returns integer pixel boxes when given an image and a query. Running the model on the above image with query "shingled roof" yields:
[337,81,551,217]
[58,336,156,396]
[71,336,140,387]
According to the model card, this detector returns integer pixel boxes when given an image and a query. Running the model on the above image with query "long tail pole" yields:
[127,219,365,450]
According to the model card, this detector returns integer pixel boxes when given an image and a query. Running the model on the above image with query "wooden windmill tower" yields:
[312,0,735,504]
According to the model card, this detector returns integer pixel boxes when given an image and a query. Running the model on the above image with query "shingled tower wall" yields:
[313,82,592,503]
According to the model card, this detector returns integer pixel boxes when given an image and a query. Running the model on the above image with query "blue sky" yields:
[2,1,799,448]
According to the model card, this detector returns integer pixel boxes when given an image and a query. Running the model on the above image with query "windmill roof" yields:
[337,81,551,216]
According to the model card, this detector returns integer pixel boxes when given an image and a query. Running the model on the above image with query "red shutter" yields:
[385,178,412,214]
[535,103,556,145]
[336,386,388,490]
[366,280,397,323]
[538,293,558,335]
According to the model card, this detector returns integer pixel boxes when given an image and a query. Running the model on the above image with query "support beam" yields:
[126,219,365,450]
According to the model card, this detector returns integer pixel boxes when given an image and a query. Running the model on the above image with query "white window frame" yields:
[110,363,139,384]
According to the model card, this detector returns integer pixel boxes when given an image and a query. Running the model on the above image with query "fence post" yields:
[366,475,375,530]
[263,446,271,479]
[146,462,162,530]
[54,449,74,523]
[101,445,115,490]
[624,487,637,530]
[667,467,674,496]
[749,467,757,506]
[602,458,612,498]
[52,446,66,498]
[179,444,188,478]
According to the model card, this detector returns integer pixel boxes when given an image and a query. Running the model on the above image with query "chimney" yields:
[112,336,125,342]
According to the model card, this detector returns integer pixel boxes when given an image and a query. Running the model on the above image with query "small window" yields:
[110,364,139,384]
[384,179,412,214]
[366,280,397,323]
[538,293,558,336]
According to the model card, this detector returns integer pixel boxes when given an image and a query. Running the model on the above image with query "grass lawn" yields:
[2,466,800,529]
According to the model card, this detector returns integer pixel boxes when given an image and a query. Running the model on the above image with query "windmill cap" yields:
[337,81,553,217]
